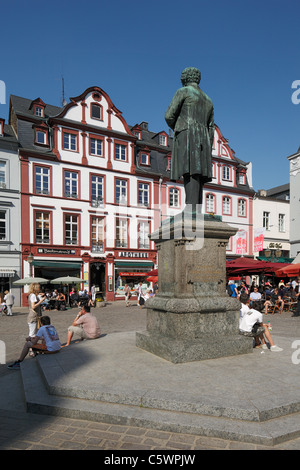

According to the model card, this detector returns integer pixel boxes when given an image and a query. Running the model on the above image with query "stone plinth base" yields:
[136,214,253,363]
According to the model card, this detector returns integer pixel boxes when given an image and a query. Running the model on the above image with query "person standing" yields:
[4,290,15,316]
[124,284,131,307]
[292,276,300,317]
[27,283,45,337]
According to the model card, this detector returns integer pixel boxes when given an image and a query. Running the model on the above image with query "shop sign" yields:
[37,248,76,255]
[118,251,148,258]
[119,272,148,277]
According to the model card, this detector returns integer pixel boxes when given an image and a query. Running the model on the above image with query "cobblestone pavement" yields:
[0,302,300,451]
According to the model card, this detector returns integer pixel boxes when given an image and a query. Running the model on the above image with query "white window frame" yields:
[90,137,103,156]
[115,179,127,205]
[65,214,78,245]
[206,194,215,213]
[278,213,285,232]
[91,175,103,207]
[138,221,149,249]
[0,161,6,189]
[263,211,270,230]
[35,166,50,194]
[116,217,127,248]
[91,217,104,252]
[64,171,78,198]
[238,199,246,217]
[0,209,7,240]
[115,143,127,161]
[222,165,230,180]
[169,187,179,207]
[138,183,149,207]
[63,132,77,151]
[223,196,231,215]
[35,211,50,244]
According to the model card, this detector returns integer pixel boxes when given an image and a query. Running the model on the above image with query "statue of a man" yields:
[165,67,214,211]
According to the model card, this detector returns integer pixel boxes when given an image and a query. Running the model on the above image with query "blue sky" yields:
[1,0,299,190]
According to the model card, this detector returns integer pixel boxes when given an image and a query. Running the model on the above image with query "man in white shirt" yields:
[239,294,283,351]
[249,286,262,308]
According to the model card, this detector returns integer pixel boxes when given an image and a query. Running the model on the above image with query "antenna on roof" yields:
[62,76,67,107]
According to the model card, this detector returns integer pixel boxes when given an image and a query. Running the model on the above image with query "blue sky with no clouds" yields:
[1,0,300,190]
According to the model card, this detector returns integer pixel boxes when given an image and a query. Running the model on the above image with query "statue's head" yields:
[181,67,201,86]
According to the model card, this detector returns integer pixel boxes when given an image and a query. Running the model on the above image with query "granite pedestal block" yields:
[136,213,253,363]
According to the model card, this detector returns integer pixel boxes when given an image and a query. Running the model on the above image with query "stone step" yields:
[20,359,300,447]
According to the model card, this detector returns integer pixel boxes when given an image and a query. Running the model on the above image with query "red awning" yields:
[274,263,300,277]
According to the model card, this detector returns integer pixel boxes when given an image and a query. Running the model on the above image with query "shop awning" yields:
[115,261,154,268]
[0,269,16,277]
[32,261,82,269]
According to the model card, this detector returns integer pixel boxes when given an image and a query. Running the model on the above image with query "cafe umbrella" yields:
[13,277,49,285]
[50,276,86,306]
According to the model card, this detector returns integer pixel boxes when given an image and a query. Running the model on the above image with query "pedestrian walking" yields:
[4,290,14,316]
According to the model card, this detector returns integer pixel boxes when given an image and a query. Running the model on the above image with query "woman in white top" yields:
[27,283,45,337]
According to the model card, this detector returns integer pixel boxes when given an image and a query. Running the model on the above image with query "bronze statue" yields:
[165,67,214,211]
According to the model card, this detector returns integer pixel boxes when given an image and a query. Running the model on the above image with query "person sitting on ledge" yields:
[63,304,101,347]
[8,316,61,369]
[239,294,283,352]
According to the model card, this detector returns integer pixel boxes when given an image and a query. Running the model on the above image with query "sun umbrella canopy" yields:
[274,263,300,277]
[50,276,85,284]
[147,269,158,276]
[13,277,49,285]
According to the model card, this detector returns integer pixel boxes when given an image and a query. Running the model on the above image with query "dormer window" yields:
[30,98,46,118]
[159,134,167,146]
[140,152,150,166]
[35,106,44,117]
[239,172,246,185]
[33,122,49,146]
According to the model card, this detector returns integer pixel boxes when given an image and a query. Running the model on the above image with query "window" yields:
[138,221,149,249]
[90,137,103,156]
[36,131,46,144]
[239,173,245,185]
[35,212,50,243]
[169,188,179,207]
[263,211,270,230]
[159,134,167,146]
[63,132,77,151]
[140,153,150,165]
[238,199,246,217]
[138,182,149,207]
[64,171,78,198]
[116,218,127,248]
[0,210,6,240]
[91,103,102,120]
[0,161,6,189]
[65,214,78,245]
[222,166,230,180]
[115,143,127,161]
[91,217,104,252]
[115,179,127,204]
[35,166,50,194]
[35,106,43,117]
[206,193,215,213]
[278,214,285,232]
[222,196,231,215]
[91,175,104,207]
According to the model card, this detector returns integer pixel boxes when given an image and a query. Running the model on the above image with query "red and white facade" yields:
[10,86,254,305]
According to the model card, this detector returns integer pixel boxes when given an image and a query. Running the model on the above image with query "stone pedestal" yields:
[136,213,253,363]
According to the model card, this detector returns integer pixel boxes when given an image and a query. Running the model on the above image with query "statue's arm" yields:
[165,89,185,130]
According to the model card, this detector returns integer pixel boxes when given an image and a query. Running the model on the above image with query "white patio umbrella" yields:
[50,276,85,284]
[13,277,49,286]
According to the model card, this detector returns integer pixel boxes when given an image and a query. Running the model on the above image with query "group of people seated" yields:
[227,279,300,315]
[39,288,95,311]
[8,303,101,369]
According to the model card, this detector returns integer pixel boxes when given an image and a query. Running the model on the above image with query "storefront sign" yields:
[118,252,148,258]
[119,272,148,277]
[37,248,76,255]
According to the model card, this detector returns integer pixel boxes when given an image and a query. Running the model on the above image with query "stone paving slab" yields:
[20,329,300,446]
[1,303,300,450]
